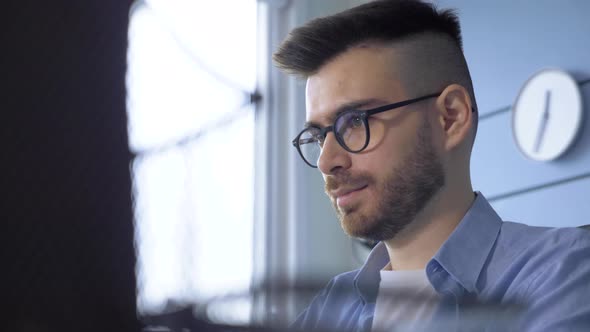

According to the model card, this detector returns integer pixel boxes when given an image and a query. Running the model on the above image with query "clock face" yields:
[512,69,583,161]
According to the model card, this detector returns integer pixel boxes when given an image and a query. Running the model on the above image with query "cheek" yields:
[430,124,447,156]
[364,120,387,152]
[362,118,405,156]
[363,114,416,154]
[358,128,413,170]
[353,149,395,183]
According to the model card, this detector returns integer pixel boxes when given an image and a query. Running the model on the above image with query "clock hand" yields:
[533,90,551,153]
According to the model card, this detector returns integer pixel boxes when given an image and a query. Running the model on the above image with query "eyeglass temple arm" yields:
[366,92,442,116]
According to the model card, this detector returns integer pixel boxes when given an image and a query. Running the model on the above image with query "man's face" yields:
[305,45,445,241]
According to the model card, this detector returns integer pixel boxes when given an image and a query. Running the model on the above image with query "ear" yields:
[435,84,474,151]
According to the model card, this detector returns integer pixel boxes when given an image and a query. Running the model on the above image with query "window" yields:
[126,0,258,322]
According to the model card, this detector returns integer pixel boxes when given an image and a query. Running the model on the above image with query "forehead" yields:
[305,45,407,124]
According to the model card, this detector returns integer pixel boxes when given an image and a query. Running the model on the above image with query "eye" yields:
[342,112,364,130]
[299,128,324,146]
[311,131,325,146]
[335,111,365,137]
[350,115,363,128]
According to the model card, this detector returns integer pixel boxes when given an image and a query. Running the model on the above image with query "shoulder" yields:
[482,224,590,330]
[519,225,590,284]
[492,222,590,292]
[496,221,590,253]
[498,225,590,330]
[485,222,590,290]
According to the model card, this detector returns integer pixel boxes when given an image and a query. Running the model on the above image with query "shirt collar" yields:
[353,192,502,301]
[354,241,388,303]
[432,192,502,293]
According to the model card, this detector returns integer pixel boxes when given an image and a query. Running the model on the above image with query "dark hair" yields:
[273,0,463,77]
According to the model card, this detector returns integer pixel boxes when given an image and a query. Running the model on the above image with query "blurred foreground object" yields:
[2,0,138,330]
[141,281,528,332]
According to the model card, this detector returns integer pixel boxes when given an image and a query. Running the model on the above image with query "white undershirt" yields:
[371,266,440,332]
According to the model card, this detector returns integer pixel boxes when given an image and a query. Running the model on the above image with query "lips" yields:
[331,185,368,199]
[325,173,372,209]
[331,184,368,208]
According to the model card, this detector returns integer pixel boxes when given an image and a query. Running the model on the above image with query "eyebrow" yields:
[304,98,385,128]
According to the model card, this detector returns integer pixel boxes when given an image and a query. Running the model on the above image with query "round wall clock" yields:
[512,69,584,161]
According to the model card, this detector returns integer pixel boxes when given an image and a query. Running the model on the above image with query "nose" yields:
[317,132,352,175]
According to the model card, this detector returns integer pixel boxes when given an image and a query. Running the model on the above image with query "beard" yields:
[325,119,445,241]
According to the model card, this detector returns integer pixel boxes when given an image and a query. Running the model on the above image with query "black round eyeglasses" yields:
[291,92,442,168]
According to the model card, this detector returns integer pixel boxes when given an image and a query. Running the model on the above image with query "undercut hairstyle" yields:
[273,0,479,145]
[273,0,463,76]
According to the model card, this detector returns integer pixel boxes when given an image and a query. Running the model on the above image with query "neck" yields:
[382,184,475,270]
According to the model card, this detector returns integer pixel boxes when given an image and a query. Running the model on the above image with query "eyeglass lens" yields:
[297,111,368,167]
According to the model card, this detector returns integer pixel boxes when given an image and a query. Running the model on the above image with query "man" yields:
[272,0,590,331]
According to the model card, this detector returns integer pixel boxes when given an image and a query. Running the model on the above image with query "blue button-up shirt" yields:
[293,193,590,331]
